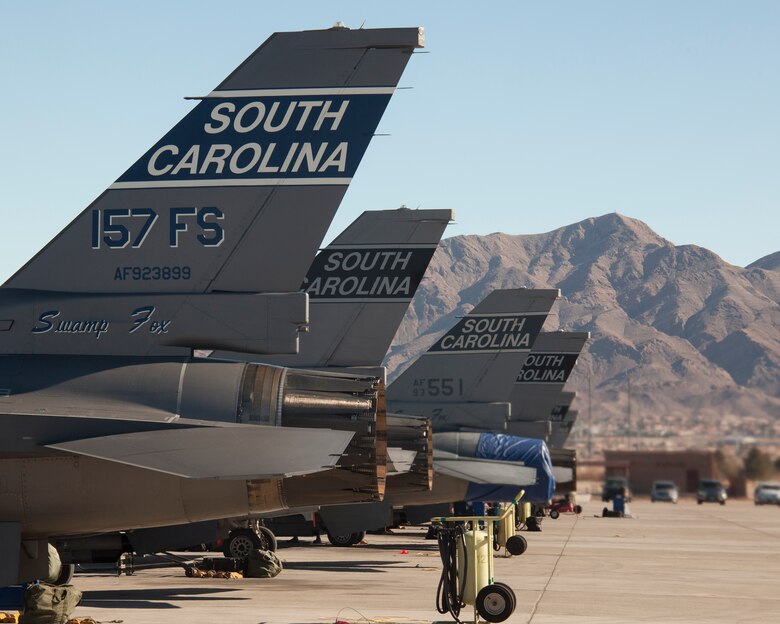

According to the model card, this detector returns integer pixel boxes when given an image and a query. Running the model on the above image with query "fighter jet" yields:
[50,207,452,561]
[0,25,424,586]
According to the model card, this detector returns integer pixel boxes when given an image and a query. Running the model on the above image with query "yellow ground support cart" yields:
[433,495,525,623]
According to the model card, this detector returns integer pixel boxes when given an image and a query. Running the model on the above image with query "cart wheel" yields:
[574,505,583,514]
[506,534,527,556]
[492,582,517,614]
[549,509,560,520]
[476,583,516,622]
[223,528,261,558]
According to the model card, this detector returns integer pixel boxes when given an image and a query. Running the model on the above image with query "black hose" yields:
[436,523,467,623]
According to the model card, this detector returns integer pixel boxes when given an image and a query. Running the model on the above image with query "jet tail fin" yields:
[509,332,589,421]
[4,27,424,295]
[213,207,452,366]
[388,289,559,406]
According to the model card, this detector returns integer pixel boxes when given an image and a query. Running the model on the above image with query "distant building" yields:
[604,450,721,494]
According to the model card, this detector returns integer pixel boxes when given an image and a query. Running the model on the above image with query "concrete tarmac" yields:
[65,499,780,624]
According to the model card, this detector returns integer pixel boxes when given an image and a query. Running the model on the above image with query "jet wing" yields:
[46,425,353,480]
[434,455,536,486]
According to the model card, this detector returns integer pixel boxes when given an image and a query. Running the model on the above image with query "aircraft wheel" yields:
[51,563,75,586]
[506,534,527,556]
[476,583,516,622]
[223,528,261,558]
[549,509,560,520]
[257,526,277,552]
[327,531,365,546]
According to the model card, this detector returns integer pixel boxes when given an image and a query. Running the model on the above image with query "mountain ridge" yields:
[384,213,780,445]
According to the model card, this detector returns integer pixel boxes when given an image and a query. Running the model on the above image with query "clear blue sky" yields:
[1,1,778,283]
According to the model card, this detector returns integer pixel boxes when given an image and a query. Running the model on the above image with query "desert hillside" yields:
[384,214,780,450]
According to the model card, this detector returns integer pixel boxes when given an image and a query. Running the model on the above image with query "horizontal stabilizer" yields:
[47,425,353,479]
[553,466,574,483]
[434,454,536,486]
[387,447,418,475]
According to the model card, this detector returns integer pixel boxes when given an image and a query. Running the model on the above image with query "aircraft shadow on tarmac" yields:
[280,541,438,553]
[80,587,245,609]
[356,542,439,552]
[283,559,413,574]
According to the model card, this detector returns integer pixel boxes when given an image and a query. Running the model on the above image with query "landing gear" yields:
[326,531,365,546]
[50,563,75,586]
[223,528,262,558]
[223,525,277,558]
[257,526,277,552]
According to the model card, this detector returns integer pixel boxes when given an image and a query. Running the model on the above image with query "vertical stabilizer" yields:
[388,289,559,409]
[4,27,424,295]
[212,208,452,366]
[509,332,588,422]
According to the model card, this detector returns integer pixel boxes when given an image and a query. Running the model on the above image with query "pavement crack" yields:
[526,515,579,624]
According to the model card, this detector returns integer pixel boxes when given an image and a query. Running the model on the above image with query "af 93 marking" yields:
[114,266,192,281]
[411,377,463,398]
[91,207,224,249]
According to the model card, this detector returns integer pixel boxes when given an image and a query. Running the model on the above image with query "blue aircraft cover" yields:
[464,433,555,503]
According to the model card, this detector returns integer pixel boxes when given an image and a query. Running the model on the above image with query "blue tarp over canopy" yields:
[465,433,555,503]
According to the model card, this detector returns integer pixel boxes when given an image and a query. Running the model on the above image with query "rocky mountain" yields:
[384,214,780,445]
[748,251,780,272]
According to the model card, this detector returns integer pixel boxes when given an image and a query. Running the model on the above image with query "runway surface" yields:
[64,498,780,623]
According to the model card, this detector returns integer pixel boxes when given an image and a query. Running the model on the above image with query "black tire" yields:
[697,500,703,505]
[574,505,583,514]
[476,583,515,623]
[327,531,365,547]
[506,534,527,556]
[257,526,277,552]
[549,509,560,520]
[51,563,75,586]
[223,528,262,559]
[492,583,516,615]
[720,500,726,506]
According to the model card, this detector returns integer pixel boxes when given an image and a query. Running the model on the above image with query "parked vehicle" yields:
[548,495,583,519]
[602,477,632,502]
[697,479,727,505]
[650,480,679,503]
[754,482,780,505]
